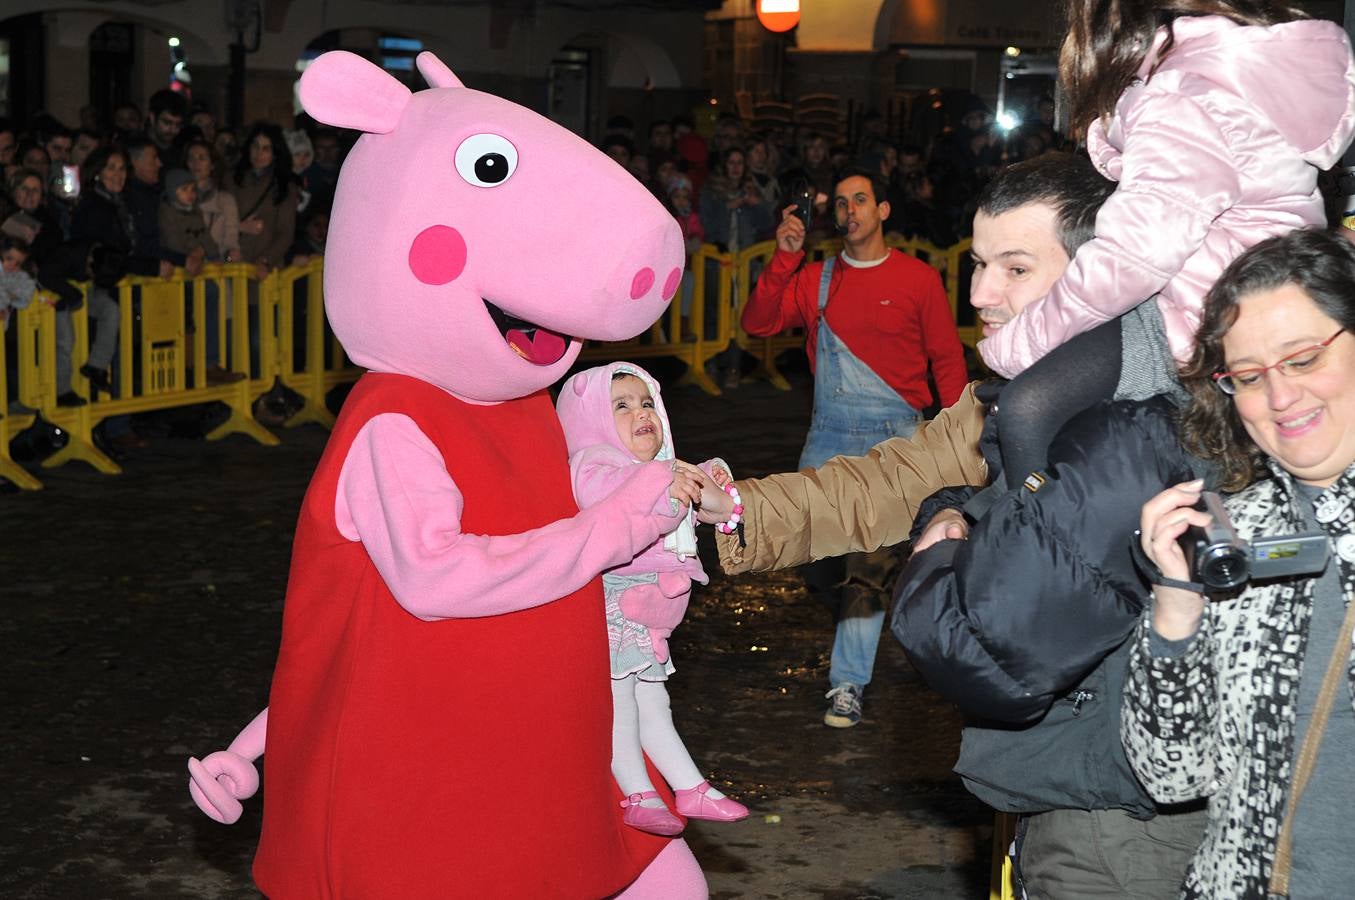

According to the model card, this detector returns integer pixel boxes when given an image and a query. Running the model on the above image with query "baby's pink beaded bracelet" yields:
[715,483,743,534]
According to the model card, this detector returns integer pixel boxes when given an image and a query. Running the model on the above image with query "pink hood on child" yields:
[979,16,1355,377]
[557,362,708,583]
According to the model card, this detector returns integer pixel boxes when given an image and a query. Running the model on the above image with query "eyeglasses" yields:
[1212,328,1345,395]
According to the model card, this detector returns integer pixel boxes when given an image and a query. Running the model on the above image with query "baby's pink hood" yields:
[557,362,675,465]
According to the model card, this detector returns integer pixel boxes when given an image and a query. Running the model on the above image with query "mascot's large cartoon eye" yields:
[455,133,518,187]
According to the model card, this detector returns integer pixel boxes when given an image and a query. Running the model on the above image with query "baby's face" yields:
[611,374,663,461]
[175,181,197,207]
[1,248,26,274]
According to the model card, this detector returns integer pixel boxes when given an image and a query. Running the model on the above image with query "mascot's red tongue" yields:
[507,327,567,365]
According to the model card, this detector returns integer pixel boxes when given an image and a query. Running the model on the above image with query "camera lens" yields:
[1199,544,1249,590]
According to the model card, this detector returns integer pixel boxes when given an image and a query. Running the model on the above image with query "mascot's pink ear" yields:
[572,374,589,397]
[416,52,465,89]
[299,50,412,134]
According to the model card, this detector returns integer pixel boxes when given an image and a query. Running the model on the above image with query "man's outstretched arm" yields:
[716,383,988,574]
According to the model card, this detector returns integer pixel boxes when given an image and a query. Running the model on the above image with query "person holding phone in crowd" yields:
[740,168,967,728]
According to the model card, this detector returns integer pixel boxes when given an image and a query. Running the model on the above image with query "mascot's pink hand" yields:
[187,751,260,824]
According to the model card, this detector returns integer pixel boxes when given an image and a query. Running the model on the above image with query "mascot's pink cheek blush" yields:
[408,225,468,285]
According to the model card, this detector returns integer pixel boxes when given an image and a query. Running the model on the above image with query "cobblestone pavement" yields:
[1,361,992,899]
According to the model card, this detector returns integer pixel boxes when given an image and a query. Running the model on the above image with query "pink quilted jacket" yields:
[979,16,1355,378]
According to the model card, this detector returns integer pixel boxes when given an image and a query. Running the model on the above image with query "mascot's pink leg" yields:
[615,839,708,899]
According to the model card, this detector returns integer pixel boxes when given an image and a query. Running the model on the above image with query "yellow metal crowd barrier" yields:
[0,260,362,491]
[579,236,974,397]
[3,239,974,487]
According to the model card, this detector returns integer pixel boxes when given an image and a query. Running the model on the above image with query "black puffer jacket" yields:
[891,393,1212,815]
[894,394,1206,722]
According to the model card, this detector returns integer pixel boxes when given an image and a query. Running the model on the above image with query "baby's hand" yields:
[667,464,702,511]
[710,465,731,488]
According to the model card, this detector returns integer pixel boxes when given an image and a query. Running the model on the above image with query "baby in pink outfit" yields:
[557,362,749,836]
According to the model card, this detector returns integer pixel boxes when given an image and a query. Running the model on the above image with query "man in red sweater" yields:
[742,169,967,727]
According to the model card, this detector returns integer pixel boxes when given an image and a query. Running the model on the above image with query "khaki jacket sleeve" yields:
[716,382,988,574]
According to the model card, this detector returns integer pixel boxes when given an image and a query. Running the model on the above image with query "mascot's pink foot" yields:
[620,792,684,836]
[674,782,748,822]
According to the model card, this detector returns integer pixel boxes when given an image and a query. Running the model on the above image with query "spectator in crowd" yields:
[283,128,314,212]
[3,162,88,342]
[647,119,674,163]
[666,174,703,339]
[304,128,342,211]
[897,143,925,179]
[0,235,36,416]
[287,206,329,266]
[605,114,635,143]
[602,134,634,171]
[709,113,744,169]
[189,106,217,145]
[673,115,707,193]
[1124,229,1355,900]
[2,167,62,263]
[66,146,151,409]
[0,119,16,176]
[649,156,680,202]
[699,146,772,390]
[122,135,177,273]
[184,138,240,265]
[746,137,781,209]
[698,146,772,253]
[71,129,100,169]
[0,235,35,333]
[214,129,241,172]
[628,154,650,184]
[39,120,72,167]
[183,140,246,386]
[112,102,142,139]
[896,170,958,248]
[782,133,835,201]
[229,123,298,279]
[146,88,188,169]
[158,168,215,277]
[19,142,50,177]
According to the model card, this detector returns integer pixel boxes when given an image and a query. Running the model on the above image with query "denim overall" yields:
[797,256,921,689]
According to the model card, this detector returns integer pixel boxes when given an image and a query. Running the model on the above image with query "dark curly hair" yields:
[1058,0,1304,139]
[1178,228,1355,490]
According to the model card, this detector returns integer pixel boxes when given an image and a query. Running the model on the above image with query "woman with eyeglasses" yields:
[1124,228,1355,900]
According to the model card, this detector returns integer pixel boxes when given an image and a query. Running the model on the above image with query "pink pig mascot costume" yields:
[186,51,708,898]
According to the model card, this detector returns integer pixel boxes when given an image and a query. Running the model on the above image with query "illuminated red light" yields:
[757,0,801,33]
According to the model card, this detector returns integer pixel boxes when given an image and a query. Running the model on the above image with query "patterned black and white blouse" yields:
[1122,460,1355,900]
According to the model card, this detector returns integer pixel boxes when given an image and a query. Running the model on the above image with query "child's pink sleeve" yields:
[978,91,1241,378]
[572,445,676,517]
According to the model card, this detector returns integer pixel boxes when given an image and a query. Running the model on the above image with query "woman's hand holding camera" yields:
[1140,479,1210,640]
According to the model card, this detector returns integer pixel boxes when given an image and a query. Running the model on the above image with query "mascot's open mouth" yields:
[484,299,570,366]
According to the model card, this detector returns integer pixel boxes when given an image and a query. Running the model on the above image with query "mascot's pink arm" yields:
[335,414,686,620]
[187,709,268,824]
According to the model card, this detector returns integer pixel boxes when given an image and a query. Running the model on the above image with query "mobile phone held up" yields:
[790,179,813,228]
[53,165,80,201]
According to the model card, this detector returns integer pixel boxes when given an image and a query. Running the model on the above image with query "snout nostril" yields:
[662,267,682,301]
[630,267,656,300]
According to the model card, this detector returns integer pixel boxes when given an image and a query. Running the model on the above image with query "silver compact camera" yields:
[1179,491,1328,591]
